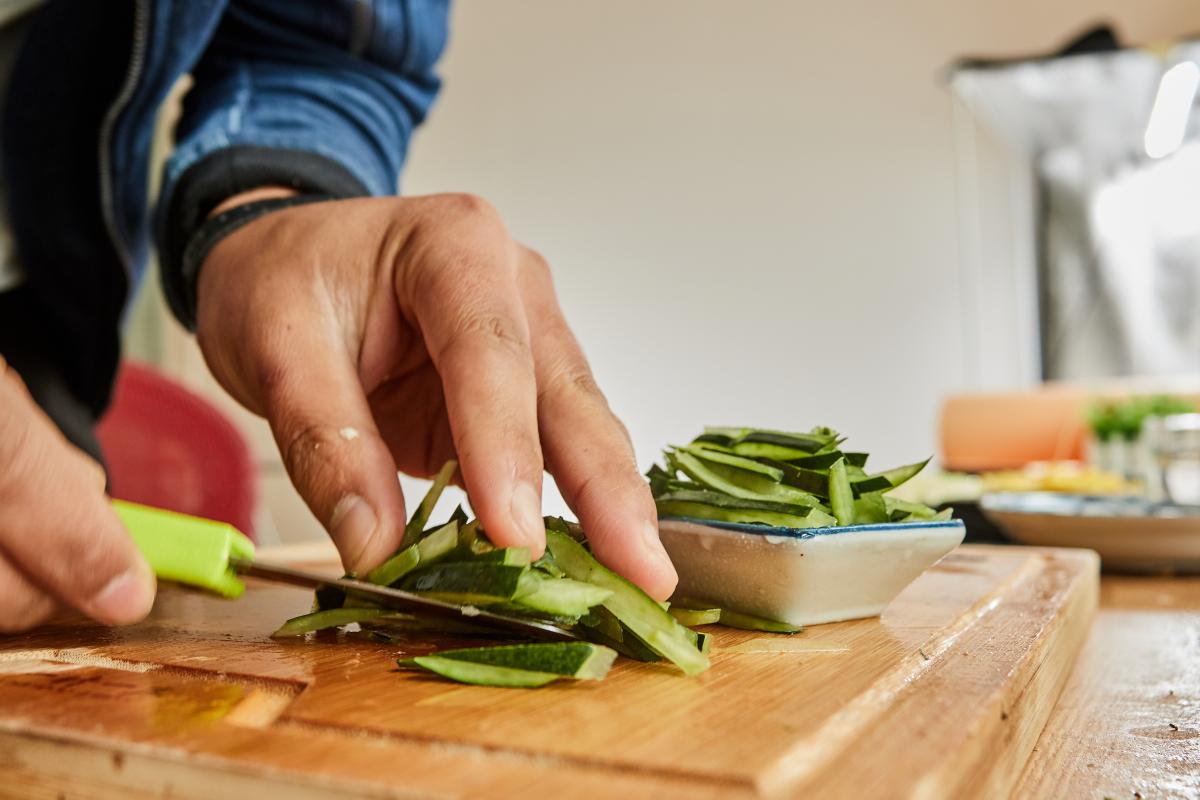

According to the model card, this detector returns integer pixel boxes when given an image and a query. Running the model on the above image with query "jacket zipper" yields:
[98,0,149,275]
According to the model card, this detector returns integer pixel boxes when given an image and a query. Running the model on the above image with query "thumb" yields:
[263,347,407,575]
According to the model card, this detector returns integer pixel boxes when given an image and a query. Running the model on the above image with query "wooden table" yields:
[1015,572,1200,799]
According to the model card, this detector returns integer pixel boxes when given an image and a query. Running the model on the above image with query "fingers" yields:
[0,556,57,633]
[516,249,678,600]
[0,361,155,628]
[403,196,546,555]
[258,323,410,575]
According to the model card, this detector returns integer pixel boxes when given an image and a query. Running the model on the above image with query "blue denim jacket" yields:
[2,0,448,417]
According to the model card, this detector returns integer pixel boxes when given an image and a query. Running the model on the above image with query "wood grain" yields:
[0,545,1097,799]
[1014,574,1200,800]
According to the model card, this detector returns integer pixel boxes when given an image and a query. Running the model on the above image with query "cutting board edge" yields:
[754,546,1100,799]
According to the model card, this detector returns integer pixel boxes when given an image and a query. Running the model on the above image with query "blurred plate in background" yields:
[980,492,1200,573]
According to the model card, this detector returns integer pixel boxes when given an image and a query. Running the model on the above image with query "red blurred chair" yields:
[96,362,257,540]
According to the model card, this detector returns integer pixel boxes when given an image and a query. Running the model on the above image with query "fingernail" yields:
[332,494,378,572]
[91,562,156,624]
[510,481,545,554]
[641,520,676,572]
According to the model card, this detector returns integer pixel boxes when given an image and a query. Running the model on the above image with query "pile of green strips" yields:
[649,426,950,528]
[273,461,712,688]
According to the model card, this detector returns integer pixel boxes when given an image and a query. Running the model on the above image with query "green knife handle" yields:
[112,500,256,598]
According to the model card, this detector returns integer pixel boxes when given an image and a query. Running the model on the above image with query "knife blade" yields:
[230,557,580,642]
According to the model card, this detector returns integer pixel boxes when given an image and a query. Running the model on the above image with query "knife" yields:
[112,500,578,642]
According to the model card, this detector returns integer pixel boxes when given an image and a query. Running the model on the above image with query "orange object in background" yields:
[940,381,1200,472]
[939,387,1090,472]
[96,362,257,539]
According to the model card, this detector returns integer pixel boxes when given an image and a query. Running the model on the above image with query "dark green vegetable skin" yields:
[650,426,951,529]
[276,463,712,687]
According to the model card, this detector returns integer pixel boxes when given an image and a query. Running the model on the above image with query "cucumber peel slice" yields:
[718,609,802,633]
[399,460,458,550]
[402,563,527,605]
[513,571,612,618]
[669,606,721,626]
[399,656,561,688]
[399,642,616,680]
[272,607,403,638]
[546,530,710,676]
[828,458,855,526]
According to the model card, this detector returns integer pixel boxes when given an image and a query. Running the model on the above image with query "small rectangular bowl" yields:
[657,517,966,627]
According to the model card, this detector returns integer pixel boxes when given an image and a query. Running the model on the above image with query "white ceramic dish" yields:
[981,492,1200,573]
[657,517,965,626]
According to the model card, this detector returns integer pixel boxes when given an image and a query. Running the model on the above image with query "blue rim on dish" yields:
[659,516,965,540]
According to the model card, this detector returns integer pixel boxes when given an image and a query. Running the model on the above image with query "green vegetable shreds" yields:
[650,426,951,529]
[275,460,712,687]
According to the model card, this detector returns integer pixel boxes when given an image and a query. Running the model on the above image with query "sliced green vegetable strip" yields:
[853,457,931,496]
[675,449,821,506]
[272,607,399,638]
[843,451,869,468]
[546,530,709,676]
[365,546,419,587]
[401,563,526,605]
[669,607,721,626]
[400,642,616,680]
[739,430,828,452]
[884,496,944,521]
[679,445,783,480]
[852,492,889,524]
[513,571,612,617]
[828,458,855,526]
[417,520,459,561]
[400,459,458,550]
[656,489,835,528]
[473,547,532,566]
[779,451,843,471]
[718,609,802,633]
[398,656,560,688]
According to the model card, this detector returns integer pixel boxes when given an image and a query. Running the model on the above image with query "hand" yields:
[0,357,155,632]
[196,192,678,599]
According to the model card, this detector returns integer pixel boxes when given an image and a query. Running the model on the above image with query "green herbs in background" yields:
[1087,395,1195,442]
[272,460,714,687]
[649,426,951,528]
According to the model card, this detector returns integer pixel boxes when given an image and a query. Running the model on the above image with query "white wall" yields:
[399,0,1200,514]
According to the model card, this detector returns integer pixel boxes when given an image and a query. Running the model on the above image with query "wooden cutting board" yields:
[0,544,1097,800]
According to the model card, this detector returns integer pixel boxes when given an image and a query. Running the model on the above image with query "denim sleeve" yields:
[156,0,450,327]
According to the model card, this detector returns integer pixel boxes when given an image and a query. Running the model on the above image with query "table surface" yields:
[1015,571,1200,799]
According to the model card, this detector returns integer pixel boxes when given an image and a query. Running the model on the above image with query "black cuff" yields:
[177,195,333,329]
[158,146,369,329]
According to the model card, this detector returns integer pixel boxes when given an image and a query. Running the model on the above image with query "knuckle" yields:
[520,246,552,279]
[540,360,602,406]
[442,312,530,364]
[433,192,500,221]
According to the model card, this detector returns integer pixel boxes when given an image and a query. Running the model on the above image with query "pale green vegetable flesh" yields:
[546,530,710,676]
[400,657,561,688]
[272,607,402,638]
[669,606,721,626]
[399,642,616,680]
[399,460,458,550]
[718,609,803,633]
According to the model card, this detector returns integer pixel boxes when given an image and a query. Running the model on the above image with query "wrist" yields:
[210,186,299,218]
